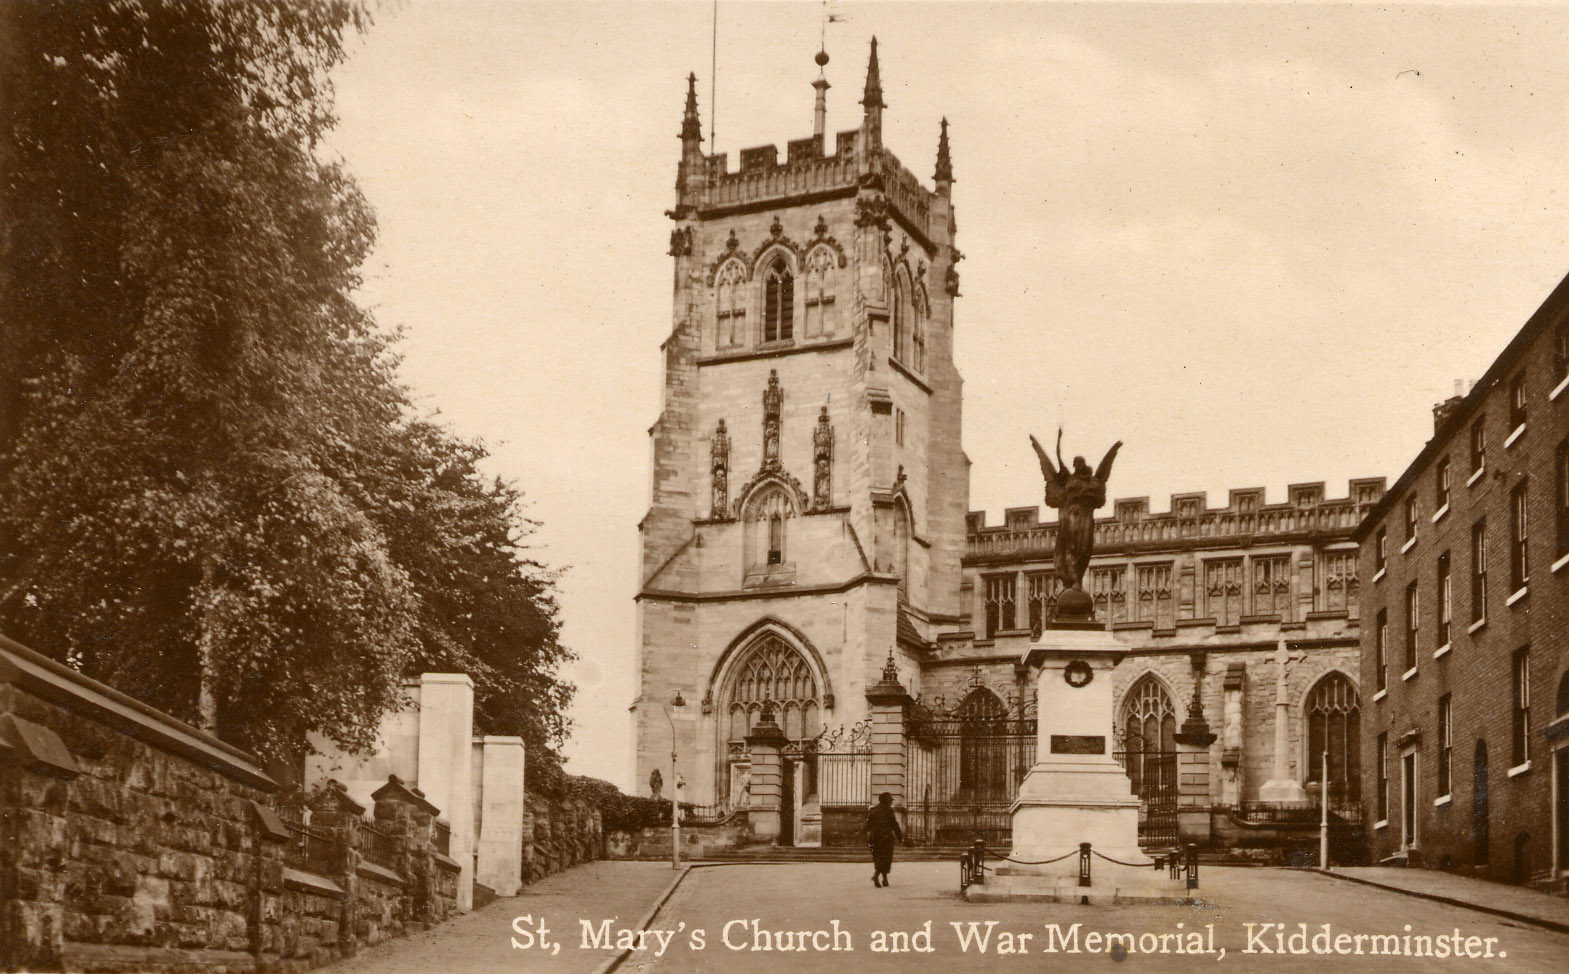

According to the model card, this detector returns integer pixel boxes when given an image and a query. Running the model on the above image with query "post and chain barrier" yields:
[958,841,1199,892]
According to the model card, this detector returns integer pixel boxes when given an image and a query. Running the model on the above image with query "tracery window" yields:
[983,574,1016,637]
[724,636,821,743]
[1204,558,1244,625]
[1318,550,1358,616]
[1026,572,1061,637]
[1121,676,1176,752]
[715,260,746,349]
[743,487,794,572]
[763,256,794,344]
[1252,554,1292,619]
[1134,563,1174,629]
[1090,566,1128,625]
[1305,672,1361,804]
[803,247,836,338]
[1120,675,1175,798]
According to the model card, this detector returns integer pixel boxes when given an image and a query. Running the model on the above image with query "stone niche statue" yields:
[1030,428,1121,622]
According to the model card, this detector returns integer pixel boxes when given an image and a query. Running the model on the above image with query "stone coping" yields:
[0,632,278,792]
[356,860,407,888]
[433,852,463,873]
[62,943,257,973]
[283,866,346,898]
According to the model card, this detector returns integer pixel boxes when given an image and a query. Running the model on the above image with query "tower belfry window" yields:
[764,257,794,343]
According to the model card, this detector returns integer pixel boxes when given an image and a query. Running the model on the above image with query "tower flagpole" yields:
[710,0,717,148]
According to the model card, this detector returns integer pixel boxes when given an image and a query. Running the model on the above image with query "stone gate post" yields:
[744,705,788,841]
[1173,653,1217,846]
[864,655,910,817]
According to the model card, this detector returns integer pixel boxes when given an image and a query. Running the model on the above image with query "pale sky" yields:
[327,1,1569,789]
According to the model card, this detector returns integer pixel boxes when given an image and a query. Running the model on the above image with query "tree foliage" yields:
[0,1,574,765]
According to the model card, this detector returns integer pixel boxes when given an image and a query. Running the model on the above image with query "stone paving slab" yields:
[1326,866,1569,933]
[323,860,681,974]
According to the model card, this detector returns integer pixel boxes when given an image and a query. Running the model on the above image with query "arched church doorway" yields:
[716,632,823,838]
[1117,674,1178,848]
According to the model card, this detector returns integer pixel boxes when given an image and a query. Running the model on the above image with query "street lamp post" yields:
[663,690,686,869]
[1319,747,1330,868]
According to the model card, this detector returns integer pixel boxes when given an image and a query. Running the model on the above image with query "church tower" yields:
[633,42,966,838]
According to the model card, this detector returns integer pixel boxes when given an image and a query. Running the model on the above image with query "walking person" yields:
[866,792,903,887]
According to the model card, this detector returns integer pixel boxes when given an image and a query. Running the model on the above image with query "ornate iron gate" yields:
[904,684,1036,847]
[1115,745,1179,849]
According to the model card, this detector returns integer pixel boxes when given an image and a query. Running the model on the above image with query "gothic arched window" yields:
[803,247,836,338]
[744,487,795,572]
[763,256,794,344]
[892,268,913,363]
[1120,675,1175,798]
[724,635,821,743]
[715,260,746,349]
[1305,672,1362,804]
[1121,675,1176,752]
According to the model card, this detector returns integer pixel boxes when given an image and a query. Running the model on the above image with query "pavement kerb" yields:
[591,861,812,974]
[1311,868,1569,936]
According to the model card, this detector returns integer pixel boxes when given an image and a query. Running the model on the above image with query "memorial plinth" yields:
[964,621,1192,904]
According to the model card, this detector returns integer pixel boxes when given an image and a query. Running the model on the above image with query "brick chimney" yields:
[1432,378,1466,433]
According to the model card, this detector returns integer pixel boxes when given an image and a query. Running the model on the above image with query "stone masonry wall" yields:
[520,793,602,886]
[0,635,461,973]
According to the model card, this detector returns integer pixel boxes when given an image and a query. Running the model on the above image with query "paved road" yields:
[325,860,680,974]
[325,860,1569,973]
[620,863,1569,974]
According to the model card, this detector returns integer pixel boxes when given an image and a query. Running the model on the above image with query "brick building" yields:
[1353,271,1569,893]
[633,43,1384,856]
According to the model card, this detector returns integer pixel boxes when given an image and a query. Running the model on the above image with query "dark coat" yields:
[866,803,903,847]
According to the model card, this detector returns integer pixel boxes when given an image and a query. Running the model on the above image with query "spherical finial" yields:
[815,48,830,67]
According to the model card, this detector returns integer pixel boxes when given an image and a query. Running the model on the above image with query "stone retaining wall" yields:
[0,634,459,972]
[521,793,602,885]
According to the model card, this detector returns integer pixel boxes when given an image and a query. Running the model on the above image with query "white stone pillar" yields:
[1259,642,1307,803]
[1010,627,1143,864]
[475,735,525,896]
[417,673,476,910]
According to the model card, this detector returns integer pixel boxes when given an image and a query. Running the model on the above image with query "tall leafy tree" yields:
[0,2,574,765]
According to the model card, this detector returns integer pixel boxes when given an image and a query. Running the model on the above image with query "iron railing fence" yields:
[1113,749,1179,849]
[360,821,399,871]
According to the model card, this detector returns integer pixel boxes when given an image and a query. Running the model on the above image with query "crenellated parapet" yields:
[966,478,1385,561]
[690,135,937,248]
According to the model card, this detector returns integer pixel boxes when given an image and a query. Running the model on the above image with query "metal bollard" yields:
[971,838,986,885]
[1186,843,1199,890]
[959,851,971,891]
[1078,842,1092,887]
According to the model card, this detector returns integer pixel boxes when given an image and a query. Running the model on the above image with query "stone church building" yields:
[632,43,1383,856]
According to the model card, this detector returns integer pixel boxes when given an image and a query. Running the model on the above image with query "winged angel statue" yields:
[1030,429,1122,620]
